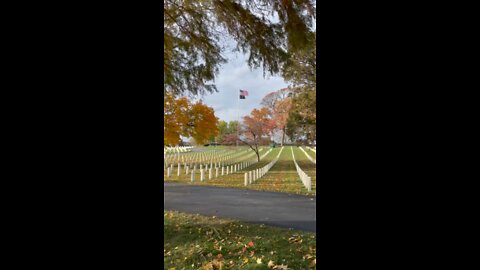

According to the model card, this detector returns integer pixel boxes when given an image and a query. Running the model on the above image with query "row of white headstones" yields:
[299,147,316,164]
[164,148,273,182]
[165,148,246,163]
[164,148,262,169]
[243,146,284,186]
[166,146,316,193]
[164,146,193,154]
[291,147,313,191]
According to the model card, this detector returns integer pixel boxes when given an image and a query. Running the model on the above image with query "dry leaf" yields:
[268,260,275,268]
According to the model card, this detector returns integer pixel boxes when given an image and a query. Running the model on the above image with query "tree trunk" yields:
[281,127,286,146]
[255,144,260,162]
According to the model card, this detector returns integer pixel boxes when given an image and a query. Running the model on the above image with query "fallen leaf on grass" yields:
[248,241,254,247]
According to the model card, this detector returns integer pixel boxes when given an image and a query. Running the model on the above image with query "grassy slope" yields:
[164,211,316,270]
[306,147,316,159]
[250,147,312,195]
[164,149,279,188]
[164,147,316,196]
[292,147,317,192]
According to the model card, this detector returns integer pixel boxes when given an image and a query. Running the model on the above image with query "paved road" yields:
[164,183,316,232]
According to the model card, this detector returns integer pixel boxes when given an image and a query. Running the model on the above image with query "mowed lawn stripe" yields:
[292,147,316,192]
[306,147,316,159]
[252,146,311,195]
[197,147,281,188]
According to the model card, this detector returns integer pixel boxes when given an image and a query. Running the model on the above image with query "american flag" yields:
[240,90,248,99]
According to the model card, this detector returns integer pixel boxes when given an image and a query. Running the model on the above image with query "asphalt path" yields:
[164,183,316,232]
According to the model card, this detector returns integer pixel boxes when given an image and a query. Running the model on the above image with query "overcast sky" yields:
[195,51,289,123]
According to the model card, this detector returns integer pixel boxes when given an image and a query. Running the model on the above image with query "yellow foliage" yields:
[164,93,219,145]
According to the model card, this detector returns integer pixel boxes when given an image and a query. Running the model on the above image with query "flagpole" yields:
[236,90,239,148]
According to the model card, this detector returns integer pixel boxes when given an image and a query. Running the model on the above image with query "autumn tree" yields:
[282,30,316,144]
[214,120,228,143]
[164,0,316,96]
[238,107,275,161]
[213,120,240,144]
[164,92,219,145]
[282,31,316,91]
[286,90,316,144]
[261,88,293,146]
[226,121,240,137]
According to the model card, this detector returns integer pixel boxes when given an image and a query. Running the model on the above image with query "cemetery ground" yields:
[164,146,317,269]
[164,211,316,270]
[164,146,316,196]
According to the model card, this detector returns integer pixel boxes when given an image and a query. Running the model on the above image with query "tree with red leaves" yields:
[238,107,276,161]
[261,88,293,146]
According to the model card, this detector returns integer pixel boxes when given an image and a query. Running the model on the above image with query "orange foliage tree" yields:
[261,88,293,145]
[164,93,219,145]
[239,107,276,161]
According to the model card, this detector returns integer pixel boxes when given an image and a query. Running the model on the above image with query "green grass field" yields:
[164,146,316,196]
[164,211,316,270]
[305,147,316,159]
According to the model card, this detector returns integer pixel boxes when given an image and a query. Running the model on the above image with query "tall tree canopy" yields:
[164,0,316,96]
[164,93,219,145]
[286,90,316,144]
[261,88,293,145]
[240,108,275,161]
[282,31,316,143]
[282,31,316,91]
[213,120,239,143]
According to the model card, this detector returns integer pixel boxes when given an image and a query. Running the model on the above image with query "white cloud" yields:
[198,52,289,122]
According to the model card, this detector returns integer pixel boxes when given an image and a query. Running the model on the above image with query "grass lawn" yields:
[250,147,313,195]
[164,211,316,270]
[292,147,316,192]
[164,147,316,196]
[164,147,268,185]
[305,148,316,159]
